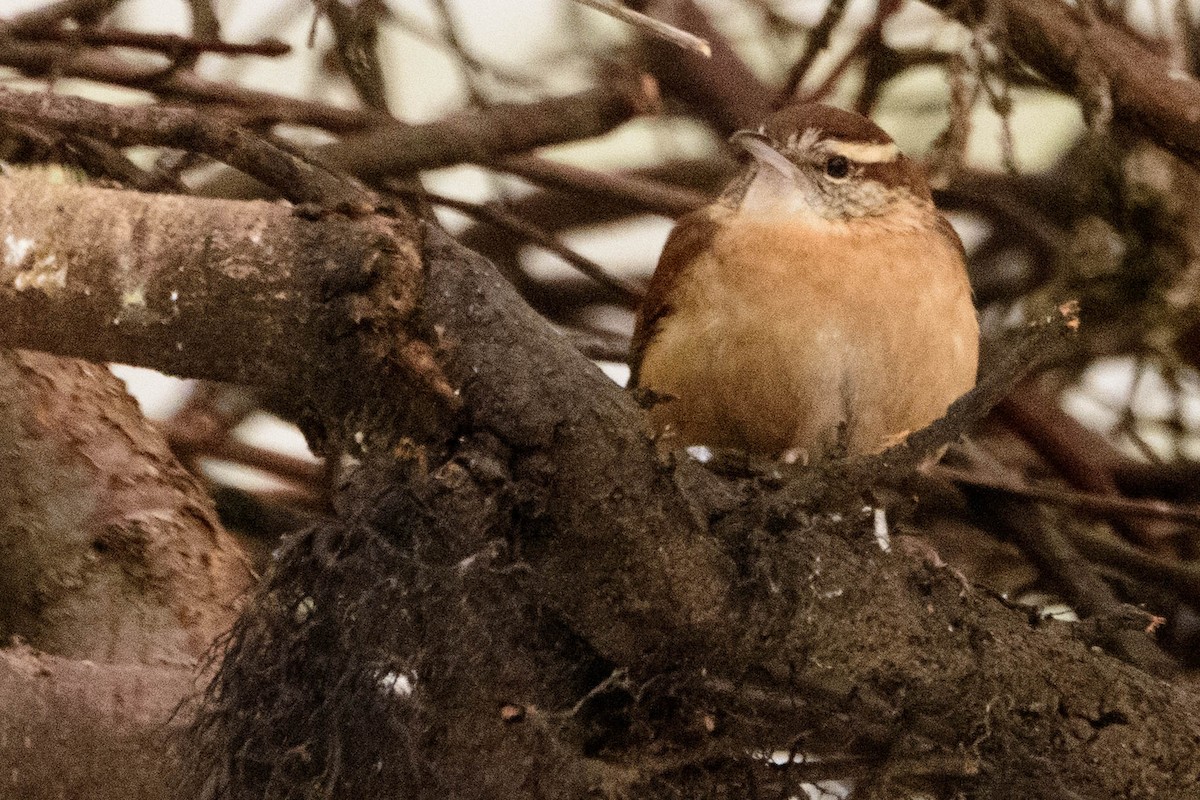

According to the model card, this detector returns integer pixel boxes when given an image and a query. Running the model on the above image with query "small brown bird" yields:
[629,104,978,461]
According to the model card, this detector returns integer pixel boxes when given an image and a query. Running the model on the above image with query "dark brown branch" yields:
[629,0,773,132]
[187,0,220,41]
[318,0,389,111]
[0,41,379,132]
[1070,524,1200,607]
[495,154,708,218]
[562,326,630,362]
[429,0,491,106]
[933,465,1200,529]
[6,26,291,58]
[0,85,376,208]
[162,384,323,491]
[383,4,541,89]
[779,0,850,103]
[935,178,1066,257]
[998,386,1174,552]
[458,157,729,261]
[197,77,661,199]
[924,0,1200,165]
[325,77,659,178]
[1,118,176,192]
[795,0,901,105]
[947,442,1175,672]
[206,437,323,488]
[420,224,735,661]
[1000,388,1123,489]
[968,490,1175,674]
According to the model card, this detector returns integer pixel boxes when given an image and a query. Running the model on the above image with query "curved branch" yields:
[0,85,376,208]
[924,0,1200,164]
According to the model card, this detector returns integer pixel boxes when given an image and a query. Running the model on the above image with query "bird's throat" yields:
[732,164,825,219]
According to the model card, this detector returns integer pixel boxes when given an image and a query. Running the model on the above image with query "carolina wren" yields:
[629,104,978,460]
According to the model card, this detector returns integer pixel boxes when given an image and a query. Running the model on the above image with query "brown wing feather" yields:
[933,211,967,262]
[628,209,720,387]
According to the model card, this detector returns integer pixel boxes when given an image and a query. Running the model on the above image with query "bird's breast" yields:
[636,212,978,458]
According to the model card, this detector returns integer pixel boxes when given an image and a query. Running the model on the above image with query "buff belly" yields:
[636,217,979,458]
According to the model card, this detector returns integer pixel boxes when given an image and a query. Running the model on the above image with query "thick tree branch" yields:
[420,224,734,661]
[0,174,377,386]
[0,171,448,456]
[0,646,190,800]
[191,227,1200,799]
[0,351,250,663]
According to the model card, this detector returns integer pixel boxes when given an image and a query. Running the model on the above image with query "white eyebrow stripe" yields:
[825,140,900,163]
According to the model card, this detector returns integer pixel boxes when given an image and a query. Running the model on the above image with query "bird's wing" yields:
[933,211,967,260]
[628,209,720,388]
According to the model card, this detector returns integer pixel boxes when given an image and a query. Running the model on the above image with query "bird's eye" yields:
[824,155,851,179]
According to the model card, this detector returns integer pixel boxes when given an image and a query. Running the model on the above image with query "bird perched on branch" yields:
[629,104,978,461]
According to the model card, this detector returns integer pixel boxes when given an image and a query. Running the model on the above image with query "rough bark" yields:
[0,169,443,455]
[0,347,250,800]
[0,645,191,800]
[0,350,250,663]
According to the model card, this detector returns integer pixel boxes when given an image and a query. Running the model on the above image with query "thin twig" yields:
[399,185,643,306]
[430,0,491,107]
[7,26,290,58]
[931,465,1200,530]
[561,327,630,362]
[799,0,901,103]
[572,0,711,57]
[382,6,542,88]
[778,0,850,104]
[922,0,1200,166]
[0,40,380,132]
[950,438,1176,673]
[496,154,706,218]
[1070,525,1200,608]
[180,0,221,70]
[1,119,179,192]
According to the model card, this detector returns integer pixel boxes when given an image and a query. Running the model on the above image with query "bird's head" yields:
[726,104,933,223]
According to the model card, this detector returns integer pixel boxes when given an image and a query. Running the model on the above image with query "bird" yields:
[628,103,978,462]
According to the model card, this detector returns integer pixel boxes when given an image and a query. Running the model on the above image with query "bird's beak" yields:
[729,130,800,180]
